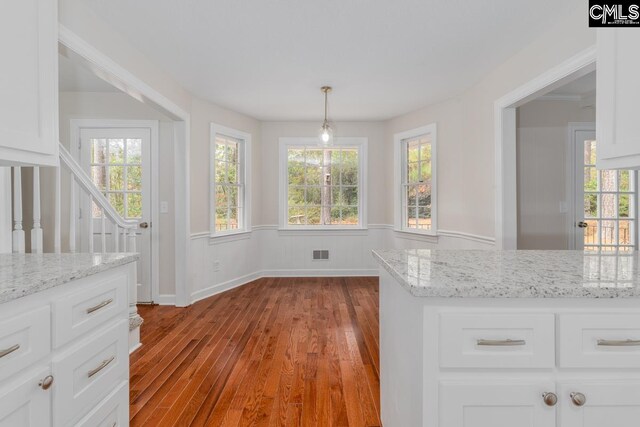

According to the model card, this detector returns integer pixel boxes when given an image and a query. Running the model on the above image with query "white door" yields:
[0,367,52,426]
[560,382,640,427]
[78,127,153,303]
[440,382,556,427]
[573,130,637,252]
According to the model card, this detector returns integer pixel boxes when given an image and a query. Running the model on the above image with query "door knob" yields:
[39,375,54,390]
[139,222,149,229]
[577,221,588,228]
[542,392,557,407]
[570,392,587,407]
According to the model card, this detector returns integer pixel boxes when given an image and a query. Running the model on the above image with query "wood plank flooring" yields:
[130,277,381,426]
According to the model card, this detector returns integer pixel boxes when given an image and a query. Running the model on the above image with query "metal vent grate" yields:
[312,250,329,260]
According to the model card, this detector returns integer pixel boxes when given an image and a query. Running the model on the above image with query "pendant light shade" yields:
[318,86,334,146]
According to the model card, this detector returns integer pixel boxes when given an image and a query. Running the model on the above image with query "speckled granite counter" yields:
[0,253,139,304]
[372,249,640,298]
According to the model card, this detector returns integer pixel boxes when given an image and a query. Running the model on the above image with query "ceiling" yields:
[59,52,120,92]
[547,71,596,97]
[84,0,580,121]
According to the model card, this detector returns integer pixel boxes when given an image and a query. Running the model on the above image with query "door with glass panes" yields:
[79,127,153,302]
[574,130,637,252]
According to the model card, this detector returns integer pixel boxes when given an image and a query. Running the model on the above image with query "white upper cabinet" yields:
[0,0,58,166]
[596,30,640,169]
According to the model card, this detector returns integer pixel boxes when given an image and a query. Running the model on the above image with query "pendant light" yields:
[318,86,334,146]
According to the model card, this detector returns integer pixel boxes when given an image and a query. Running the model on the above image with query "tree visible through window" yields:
[214,135,243,231]
[402,135,432,230]
[90,138,143,219]
[286,146,359,226]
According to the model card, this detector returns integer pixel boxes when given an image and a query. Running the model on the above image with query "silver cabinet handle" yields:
[477,339,526,346]
[0,344,20,358]
[542,392,558,407]
[86,298,113,314]
[88,355,115,378]
[597,339,640,347]
[570,392,587,407]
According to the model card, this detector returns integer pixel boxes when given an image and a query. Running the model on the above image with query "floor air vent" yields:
[313,250,329,260]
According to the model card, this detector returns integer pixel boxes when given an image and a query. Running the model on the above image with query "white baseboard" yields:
[189,268,379,304]
[190,271,262,304]
[155,294,176,305]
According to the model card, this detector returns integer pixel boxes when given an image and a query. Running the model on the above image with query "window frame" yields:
[210,123,251,237]
[394,124,437,236]
[279,137,368,230]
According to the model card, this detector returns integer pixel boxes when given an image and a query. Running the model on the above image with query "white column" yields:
[0,168,11,254]
[88,195,94,253]
[30,167,43,253]
[127,228,137,252]
[100,211,106,253]
[54,166,61,253]
[113,222,120,252]
[12,167,25,253]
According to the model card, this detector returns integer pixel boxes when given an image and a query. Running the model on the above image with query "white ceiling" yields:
[84,0,580,121]
[58,53,120,92]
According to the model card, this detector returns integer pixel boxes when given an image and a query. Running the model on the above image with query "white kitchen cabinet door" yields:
[0,0,58,166]
[0,367,52,427]
[440,382,556,427]
[596,30,640,169]
[559,382,640,427]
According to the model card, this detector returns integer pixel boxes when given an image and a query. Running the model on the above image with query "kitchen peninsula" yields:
[374,249,640,427]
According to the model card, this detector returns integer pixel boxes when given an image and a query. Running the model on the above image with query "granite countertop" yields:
[372,249,640,298]
[0,253,139,304]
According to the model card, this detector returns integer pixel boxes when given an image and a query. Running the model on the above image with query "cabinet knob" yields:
[39,375,54,390]
[542,392,558,407]
[570,392,587,407]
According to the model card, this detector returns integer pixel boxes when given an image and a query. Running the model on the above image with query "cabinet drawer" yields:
[74,381,128,427]
[439,313,555,368]
[558,314,640,368]
[0,306,50,382]
[53,320,128,427]
[0,366,52,427]
[52,271,128,348]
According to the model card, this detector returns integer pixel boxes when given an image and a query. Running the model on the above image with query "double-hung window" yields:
[280,137,367,229]
[395,124,437,234]
[211,124,251,236]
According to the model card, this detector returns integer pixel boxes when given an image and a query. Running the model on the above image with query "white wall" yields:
[516,99,595,249]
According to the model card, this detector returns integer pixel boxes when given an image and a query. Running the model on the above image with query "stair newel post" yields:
[88,195,94,253]
[69,175,76,253]
[30,167,43,253]
[113,222,119,253]
[128,227,137,253]
[12,167,25,253]
[54,165,61,253]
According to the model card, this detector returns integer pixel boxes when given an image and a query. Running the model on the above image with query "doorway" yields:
[72,119,158,303]
[571,126,637,252]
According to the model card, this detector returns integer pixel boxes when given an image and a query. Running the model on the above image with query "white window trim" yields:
[278,137,368,230]
[393,123,438,236]
[210,123,251,238]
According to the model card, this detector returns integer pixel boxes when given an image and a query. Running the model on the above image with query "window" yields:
[211,124,251,236]
[280,137,367,228]
[395,124,437,234]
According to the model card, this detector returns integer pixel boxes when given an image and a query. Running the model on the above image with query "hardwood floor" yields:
[130,277,381,426]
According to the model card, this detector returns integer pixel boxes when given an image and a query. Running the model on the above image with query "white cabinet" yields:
[559,382,640,427]
[0,0,58,166]
[596,29,640,169]
[0,367,52,427]
[440,382,556,427]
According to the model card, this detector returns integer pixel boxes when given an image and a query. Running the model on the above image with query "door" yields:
[0,0,58,166]
[0,367,52,426]
[573,130,637,252]
[78,126,153,303]
[559,382,640,427]
[440,382,556,427]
